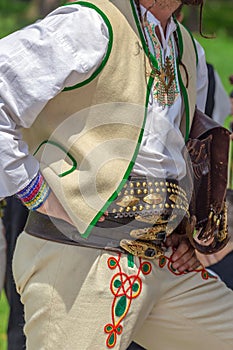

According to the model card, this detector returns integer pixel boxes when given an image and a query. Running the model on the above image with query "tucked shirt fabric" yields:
[0,4,208,197]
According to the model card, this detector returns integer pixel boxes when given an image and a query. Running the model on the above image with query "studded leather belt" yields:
[25,177,190,259]
[108,176,189,221]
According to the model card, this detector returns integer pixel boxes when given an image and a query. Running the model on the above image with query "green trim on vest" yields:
[83,75,154,238]
[175,23,190,141]
[177,64,190,142]
[175,20,184,58]
[62,1,113,91]
[175,19,198,66]
[33,140,78,177]
[130,0,159,70]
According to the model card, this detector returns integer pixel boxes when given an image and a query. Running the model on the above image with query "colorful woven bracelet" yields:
[17,172,51,211]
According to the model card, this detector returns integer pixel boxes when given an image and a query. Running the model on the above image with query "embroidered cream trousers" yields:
[13,232,233,350]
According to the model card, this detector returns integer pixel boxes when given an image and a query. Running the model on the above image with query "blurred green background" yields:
[0,293,8,349]
[183,0,233,93]
[0,0,232,349]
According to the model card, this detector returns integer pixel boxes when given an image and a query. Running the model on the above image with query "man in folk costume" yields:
[0,0,233,349]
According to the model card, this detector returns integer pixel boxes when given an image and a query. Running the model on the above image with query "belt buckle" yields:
[129,225,172,241]
[120,239,164,260]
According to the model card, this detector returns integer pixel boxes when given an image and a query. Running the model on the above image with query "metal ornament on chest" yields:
[143,17,177,108]
[151,57,176,107]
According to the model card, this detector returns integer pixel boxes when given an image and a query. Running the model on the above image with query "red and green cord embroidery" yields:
[104,250,217,348]
[104,254,152,348]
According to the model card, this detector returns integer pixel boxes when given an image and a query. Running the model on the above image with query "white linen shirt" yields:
[0,4,208,197]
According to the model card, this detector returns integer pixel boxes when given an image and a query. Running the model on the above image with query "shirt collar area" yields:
[140,4,177,43]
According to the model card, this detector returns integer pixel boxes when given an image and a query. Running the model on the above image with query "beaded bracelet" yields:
[17,172,51,211]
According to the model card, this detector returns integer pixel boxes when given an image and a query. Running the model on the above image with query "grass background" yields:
[0,1,232,349]
[0,292,9,350]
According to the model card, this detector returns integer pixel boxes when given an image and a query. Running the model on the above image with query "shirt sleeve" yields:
[0,4,109,197]
[212,69,231,125]
[195,39,208,112]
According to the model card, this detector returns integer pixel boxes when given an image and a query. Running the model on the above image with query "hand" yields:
[36,190,74,225]
[165,233,201,272]
[37,191,109,225]
[98,211,109,222]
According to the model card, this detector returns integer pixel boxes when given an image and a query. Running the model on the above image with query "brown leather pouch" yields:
[186,108,231,254]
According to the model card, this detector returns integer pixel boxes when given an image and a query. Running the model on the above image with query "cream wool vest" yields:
[23,0,197,237]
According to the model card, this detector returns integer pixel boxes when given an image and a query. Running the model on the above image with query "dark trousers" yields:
[127,342,146,349]
[3,197,28,350]
[209,251,233,290]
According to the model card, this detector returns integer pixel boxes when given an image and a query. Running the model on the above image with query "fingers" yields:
[165,233,179,248]
[172,250,200,272]
[187,259,202,271]
[170,237,201,272]
[98,211,108,222]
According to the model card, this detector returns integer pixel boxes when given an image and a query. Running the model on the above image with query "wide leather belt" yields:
[108,176,189,221]
[25,177,190,259]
